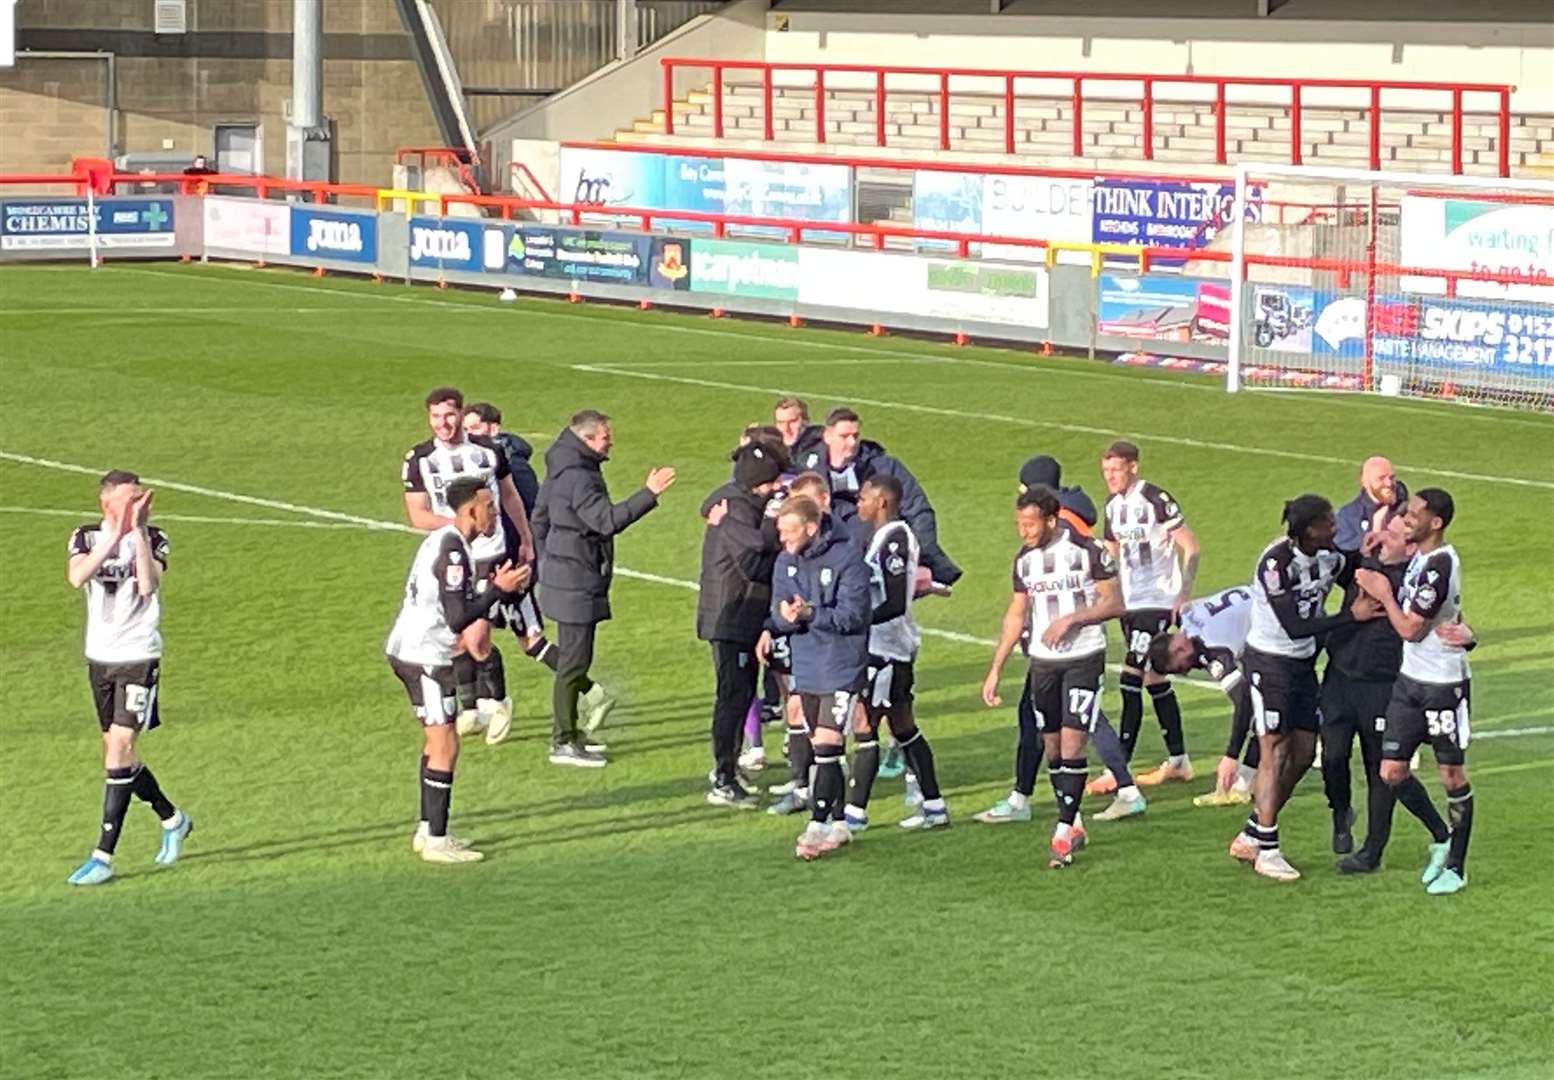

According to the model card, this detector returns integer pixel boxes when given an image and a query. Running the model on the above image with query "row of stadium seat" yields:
[618,82,1554,175]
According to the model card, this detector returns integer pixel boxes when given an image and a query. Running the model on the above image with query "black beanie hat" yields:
[1018,454,1062,492]
[734,443,783,490]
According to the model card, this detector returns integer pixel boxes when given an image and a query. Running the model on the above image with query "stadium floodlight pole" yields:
[1225,161,1250,394]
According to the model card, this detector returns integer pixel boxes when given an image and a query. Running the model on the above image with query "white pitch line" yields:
[1476,726,1554,740]
[7,448,1550,724]
[571,364,1554,492]
[0,306,337,316]
[0,506,365,530]
[115,264,1554,432]
[0,451,414,533]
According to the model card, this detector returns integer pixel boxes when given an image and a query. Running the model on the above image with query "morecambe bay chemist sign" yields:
[0,199,176,250]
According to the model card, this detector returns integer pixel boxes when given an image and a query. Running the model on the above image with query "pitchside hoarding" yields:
[558,147,851,234]
[797,247,1049,328]
[0,198,175,250]
[689,238,801,301]
[289,207,377,263]
[203,197,290,256]
[1097,273,1230,343]
[1399,196,1554,301]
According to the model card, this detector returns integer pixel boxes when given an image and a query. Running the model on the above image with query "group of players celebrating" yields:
[696,405,1478,891]
[62,387,1477,893]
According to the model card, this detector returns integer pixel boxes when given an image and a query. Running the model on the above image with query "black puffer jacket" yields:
[696,482,779,644]
[531,427,659,625]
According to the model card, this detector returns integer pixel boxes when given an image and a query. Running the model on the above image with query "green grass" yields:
[2,261,1552,1079]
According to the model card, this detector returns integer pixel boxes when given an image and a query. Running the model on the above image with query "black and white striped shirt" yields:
[1104,479,1185,610]
[402,434,509,561]
[1013,531,1117,662]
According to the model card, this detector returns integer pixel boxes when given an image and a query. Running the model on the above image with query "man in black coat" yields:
[789,407,962,586]
[698,442,784,807]
[531,410,676,766]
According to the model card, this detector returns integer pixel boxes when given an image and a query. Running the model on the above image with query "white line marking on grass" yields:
[0,306,337,316]
[6,449,1547,720]
[571,364,1554,491]
[0,506,365,530]
[0,451,415,533]
[1477,726,1554,740]
[116,265,1554,430]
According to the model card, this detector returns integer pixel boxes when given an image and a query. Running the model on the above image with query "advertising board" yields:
[0,198,175,250]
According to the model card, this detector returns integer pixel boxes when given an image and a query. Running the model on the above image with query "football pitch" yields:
[3,261,1553,1079]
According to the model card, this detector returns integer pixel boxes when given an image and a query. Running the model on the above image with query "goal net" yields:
[1226,163,1554,411]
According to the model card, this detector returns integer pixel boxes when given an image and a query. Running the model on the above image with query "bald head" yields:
[1360,456,1396,506]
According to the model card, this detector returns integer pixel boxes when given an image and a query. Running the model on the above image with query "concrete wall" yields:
[0,0,444,184]
[764,11,1554,114]
[483,0,768,189]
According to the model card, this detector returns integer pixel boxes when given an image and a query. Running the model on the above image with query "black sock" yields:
[1398,776,1450,843]
[1119,671,1144,761]
[848,737,880,811]
[810,745,844,823]
[788,723,813,790]
[1056,757,1086,826]
[423,768,454,837]
[1361,779,1398,862]
[476,650,506,701]
[1148,682,1185,757]
[418,754,430,824]
[452,652,478,711]
[1247,820,1279,851]
[527,637,593,691]
[900,729,941,801]
[130,764,176,821]
[98,766,137,855]
[1046,761,1065,820]
[1445,784,1473,875]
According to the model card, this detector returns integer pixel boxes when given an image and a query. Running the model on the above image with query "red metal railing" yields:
[660,58,1516,178]
[395,146,480,193]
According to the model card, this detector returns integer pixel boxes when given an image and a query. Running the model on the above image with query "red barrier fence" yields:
[660,58,1515,178]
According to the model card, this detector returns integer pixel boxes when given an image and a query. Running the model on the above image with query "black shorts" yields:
[864,656,914,728]
[798,690,858,734]
[1122,609,1173,670]
[766,633,793,676]
[388,656,459,727]
[493,589,545,638]
[1320,668,1394,741]
[1026,652,1105,734]
[89,659,161,732]
[1383,675,1470,767]
[1243,646,1319,737]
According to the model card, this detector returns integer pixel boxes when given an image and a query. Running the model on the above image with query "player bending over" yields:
[1145,584,1260,806]
[65,471,192,886]
[387,477,529,863]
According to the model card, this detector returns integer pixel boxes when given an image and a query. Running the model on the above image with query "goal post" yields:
[1226,162,1554,410]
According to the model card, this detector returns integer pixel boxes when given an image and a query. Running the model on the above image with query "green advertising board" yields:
[689,238,801,301]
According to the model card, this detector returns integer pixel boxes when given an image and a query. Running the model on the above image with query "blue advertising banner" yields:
[1097,272,1230,343]
[911,170,982,251]
[289,207,377,263]
[558,147,851,235]
[1091,179,1256,250]
[507,225,651,286]
[0,198,175,250]
[408,216,488,272]
[1372,297,1554,379]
